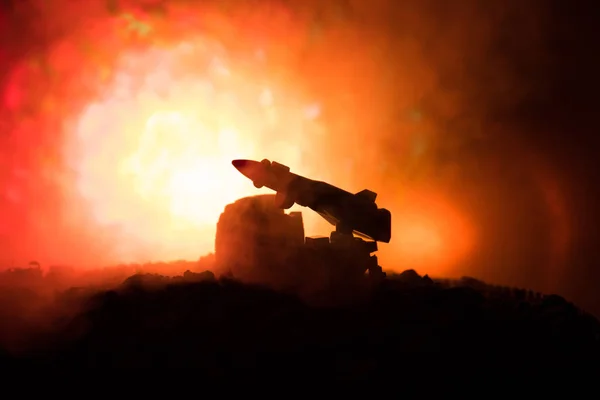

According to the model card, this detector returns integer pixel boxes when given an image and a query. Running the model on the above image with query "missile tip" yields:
[232,159,247,170]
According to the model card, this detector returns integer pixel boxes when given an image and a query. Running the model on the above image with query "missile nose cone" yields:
[232,159,250,171]
[232,159,263,182]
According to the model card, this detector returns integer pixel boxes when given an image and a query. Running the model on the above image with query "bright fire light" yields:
[66,39,323,262]
[38,7,478,273]
[62,37,475,270]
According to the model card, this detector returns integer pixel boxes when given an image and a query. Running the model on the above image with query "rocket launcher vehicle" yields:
[232,159,392,244]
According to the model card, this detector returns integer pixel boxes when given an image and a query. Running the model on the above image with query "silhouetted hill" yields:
[3,268,597,374]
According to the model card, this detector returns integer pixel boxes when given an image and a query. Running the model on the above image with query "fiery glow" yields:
[66,40,324,262]
[1,1,482,273]
[0,0,590,318]
[383,189,475,275]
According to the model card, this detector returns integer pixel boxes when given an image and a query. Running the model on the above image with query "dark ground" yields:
[1,267,598,374]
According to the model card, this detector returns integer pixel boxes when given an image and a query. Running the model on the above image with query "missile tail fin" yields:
[355,189,377,202]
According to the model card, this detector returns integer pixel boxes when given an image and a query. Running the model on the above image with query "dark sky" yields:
[506,0,600,312]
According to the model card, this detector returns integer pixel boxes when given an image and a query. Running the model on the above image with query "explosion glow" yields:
[6,0,569,283]
[0,1,482,275]
[390,189,474,273]
[1,0,594,324]
[68,38,323,262]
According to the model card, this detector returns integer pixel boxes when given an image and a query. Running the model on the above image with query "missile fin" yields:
[355,189,377,202]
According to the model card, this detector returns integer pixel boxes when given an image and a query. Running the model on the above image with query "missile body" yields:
[232,159,392,243]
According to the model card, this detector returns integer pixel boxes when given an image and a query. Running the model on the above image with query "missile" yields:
[232,159,391,243]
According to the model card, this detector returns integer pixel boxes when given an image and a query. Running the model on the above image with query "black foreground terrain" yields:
[1,269,599,374]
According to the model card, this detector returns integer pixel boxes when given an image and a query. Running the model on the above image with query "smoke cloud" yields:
[1,0,595,312]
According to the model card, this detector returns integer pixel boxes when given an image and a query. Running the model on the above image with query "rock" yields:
[396,269,423,285]
[183,270,215,283]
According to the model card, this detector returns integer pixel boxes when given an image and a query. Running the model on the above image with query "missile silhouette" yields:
[232,159,391,243]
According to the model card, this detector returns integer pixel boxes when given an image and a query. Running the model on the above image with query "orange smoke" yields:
[528,154,572,292]
[380,188,475,276]
[1,0,485,272]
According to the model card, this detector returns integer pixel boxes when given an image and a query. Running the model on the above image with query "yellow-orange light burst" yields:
[65,39,324,263]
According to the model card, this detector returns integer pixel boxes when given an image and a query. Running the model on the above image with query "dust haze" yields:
[0,0,593,311]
